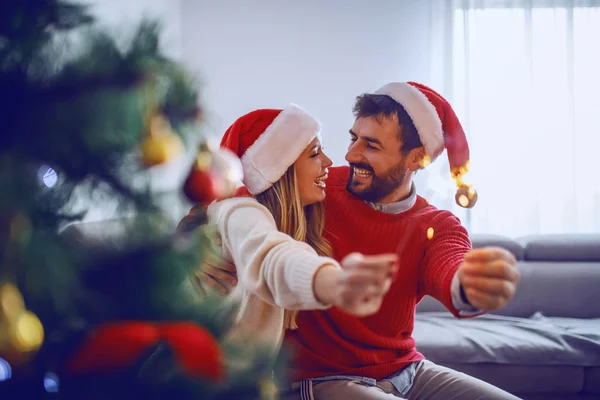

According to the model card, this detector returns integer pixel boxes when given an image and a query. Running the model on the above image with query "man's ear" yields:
[406,146,427,172]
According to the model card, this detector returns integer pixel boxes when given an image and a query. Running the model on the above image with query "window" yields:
[449,0,600,236]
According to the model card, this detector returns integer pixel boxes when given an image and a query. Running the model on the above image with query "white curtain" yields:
[419,0,600,237]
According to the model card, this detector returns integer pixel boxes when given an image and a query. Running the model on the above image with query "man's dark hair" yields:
[352,94,422,154]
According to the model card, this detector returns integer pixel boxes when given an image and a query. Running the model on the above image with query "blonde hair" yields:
[254,165,332,330]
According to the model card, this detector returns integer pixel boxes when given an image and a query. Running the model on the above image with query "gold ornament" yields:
[0,283,44,366]
[455,185,478,208]
[139,77,185,167]
[0,282,24,322]
[0,213,44,366]
[451,161,478,209]
[8,310,44,353]
[259,377,278,400]
[194,142,213,171]
[141,114,184,167]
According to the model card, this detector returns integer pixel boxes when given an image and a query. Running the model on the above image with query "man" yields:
[186,82,520,399]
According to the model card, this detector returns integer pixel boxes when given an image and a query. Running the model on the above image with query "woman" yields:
[207,104,398,353]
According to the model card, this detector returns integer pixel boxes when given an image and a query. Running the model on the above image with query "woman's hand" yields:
[314,252,398,316]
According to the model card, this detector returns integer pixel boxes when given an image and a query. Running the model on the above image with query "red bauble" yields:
[183,166,225,204]
[183,146,243,204]
[66,322,160,374]
[66,321,224,382]
[160,322,224,381]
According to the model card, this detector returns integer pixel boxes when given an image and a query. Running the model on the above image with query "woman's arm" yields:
[210,197,339,310]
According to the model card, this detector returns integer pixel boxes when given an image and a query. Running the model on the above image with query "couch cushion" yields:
[437,363,584,395]
[415,295,447,313]
[471,234,525,260]
[413,313,600,367]
[520,234,600,262]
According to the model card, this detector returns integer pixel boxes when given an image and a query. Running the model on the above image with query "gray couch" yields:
[414,234,600,400]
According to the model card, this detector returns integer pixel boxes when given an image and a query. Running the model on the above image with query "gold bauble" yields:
[12,311,44,352]
[141,132,184,166]
[141,115,184,166]
[0,283,25,322]
[0,284,44,366]
[455,185,478,208]
[259,377,278,400]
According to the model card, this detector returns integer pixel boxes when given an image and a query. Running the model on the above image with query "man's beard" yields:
[346,160,407,203]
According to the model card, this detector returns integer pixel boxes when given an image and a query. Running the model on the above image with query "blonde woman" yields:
[206,104,398,353]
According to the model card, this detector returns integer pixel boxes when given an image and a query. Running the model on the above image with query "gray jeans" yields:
[280,360,522,400]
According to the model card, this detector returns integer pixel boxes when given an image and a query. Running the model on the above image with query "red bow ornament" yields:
[66,321,224,381]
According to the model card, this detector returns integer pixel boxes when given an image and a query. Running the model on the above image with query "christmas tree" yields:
[0,0,277,398]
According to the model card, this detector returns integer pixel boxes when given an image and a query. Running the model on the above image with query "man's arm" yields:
[419,213,472,317]
[177,205,238,295]
[420,212,519,318]
[450,272,484,316]
[177,204,207,234]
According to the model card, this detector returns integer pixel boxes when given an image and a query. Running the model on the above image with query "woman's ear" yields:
[406,146,428,172]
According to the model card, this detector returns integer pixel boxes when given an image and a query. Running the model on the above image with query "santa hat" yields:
[220,104,321,195]
[374,81,477,207]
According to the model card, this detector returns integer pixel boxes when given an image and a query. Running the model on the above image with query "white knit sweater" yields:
[207,197,339,354]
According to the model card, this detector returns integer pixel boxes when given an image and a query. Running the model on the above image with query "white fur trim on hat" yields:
[375,82,445,159]
[241,104,321,195]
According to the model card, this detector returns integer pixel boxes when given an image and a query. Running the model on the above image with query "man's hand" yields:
[197,259,238,295]
[458,247,520,311]
[315,252,398,317]
[193,227,238,295]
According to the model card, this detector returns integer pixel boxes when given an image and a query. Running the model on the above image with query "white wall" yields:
[181,0,439,165]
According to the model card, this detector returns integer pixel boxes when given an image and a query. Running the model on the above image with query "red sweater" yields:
[284,166,472,381]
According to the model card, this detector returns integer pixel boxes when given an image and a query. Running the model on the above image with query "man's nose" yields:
[345,142,363,164]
